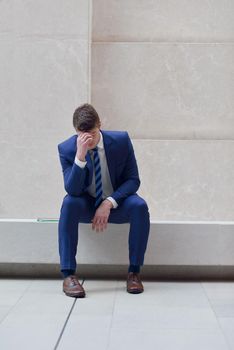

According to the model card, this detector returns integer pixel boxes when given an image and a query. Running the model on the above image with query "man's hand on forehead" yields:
[76,132,93,161]
[79,132,93,138]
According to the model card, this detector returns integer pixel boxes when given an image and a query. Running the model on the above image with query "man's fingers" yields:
[92,216,108,232]
[92,216,97,230]
[92,215,97,225]
[100,219,105,232]
[78,135,92,147]
[83,135,93,142]
[93,215,98,224]
[99,217,108,232]
[92,215,99,231]
[79,132,90,138]
[95,221,101,232]
[79,133,93,142]
[103,220,108,230]
[84,137,93,144]
[80,137,93,145]
[97,218,103,232]
[92,207,110,232]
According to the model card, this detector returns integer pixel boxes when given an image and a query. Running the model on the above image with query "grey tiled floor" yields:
[0,279,234,350]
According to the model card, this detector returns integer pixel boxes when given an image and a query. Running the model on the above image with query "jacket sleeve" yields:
[110,134,140,206]
[58,144,88,196]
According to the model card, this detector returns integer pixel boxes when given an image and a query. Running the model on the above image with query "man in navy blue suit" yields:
[58,103,150,298]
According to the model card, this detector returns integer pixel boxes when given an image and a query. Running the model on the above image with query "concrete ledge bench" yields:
[0,219,234,279]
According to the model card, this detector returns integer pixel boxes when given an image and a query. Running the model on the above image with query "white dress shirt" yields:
[74,132,118,208]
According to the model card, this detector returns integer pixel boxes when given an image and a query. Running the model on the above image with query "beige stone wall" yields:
[0,0,90,218]
[0,1,233,220]
[92,0,234,220]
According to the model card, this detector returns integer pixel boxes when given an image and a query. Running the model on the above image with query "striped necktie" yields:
[92,147,103,208]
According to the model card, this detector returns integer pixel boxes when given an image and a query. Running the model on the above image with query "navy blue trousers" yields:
[58,193,150,272]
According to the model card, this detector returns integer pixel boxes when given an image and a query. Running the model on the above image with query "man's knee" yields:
[128,195,149,215]
[135,198,149,212]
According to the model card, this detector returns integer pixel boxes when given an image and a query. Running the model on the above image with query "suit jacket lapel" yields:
[101,130,116,189]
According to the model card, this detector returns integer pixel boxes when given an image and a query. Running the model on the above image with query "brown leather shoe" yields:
[127,272,144,294]
[63,275,85,298]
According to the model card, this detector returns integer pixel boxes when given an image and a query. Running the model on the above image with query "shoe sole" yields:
[63,291,85,298]
[127,289,144,294]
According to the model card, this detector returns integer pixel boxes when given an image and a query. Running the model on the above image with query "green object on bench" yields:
[37,218,59,223]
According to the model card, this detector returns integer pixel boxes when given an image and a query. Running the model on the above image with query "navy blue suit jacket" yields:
[58,130,140,206]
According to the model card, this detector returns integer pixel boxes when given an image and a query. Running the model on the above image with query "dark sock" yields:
[128,265,140,273]
[61,269,75,278]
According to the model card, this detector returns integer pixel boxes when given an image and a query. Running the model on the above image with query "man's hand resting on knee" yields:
[92,199,113,232]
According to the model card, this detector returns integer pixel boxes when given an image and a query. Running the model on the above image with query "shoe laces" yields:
[70,276,79,286]
[129,273,140,283]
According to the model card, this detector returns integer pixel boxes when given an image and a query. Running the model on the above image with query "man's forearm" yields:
[110,178,140,206]
[63,161,87,196]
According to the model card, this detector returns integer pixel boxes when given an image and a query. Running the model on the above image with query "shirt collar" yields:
[96,131,104,149]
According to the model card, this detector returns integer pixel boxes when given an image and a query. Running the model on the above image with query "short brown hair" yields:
[73,103,100,131]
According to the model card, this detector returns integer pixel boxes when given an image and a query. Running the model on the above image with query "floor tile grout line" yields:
[200,281,232,350]
[53,298,77,350]
[105,280,119,350]
[53,278,85,350]
[0,279,33,327]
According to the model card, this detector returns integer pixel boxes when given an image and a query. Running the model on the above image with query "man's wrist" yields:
[103,198,114,209]
[75,155,87,168]
[76,153,86,162]
[105,197,118,209]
